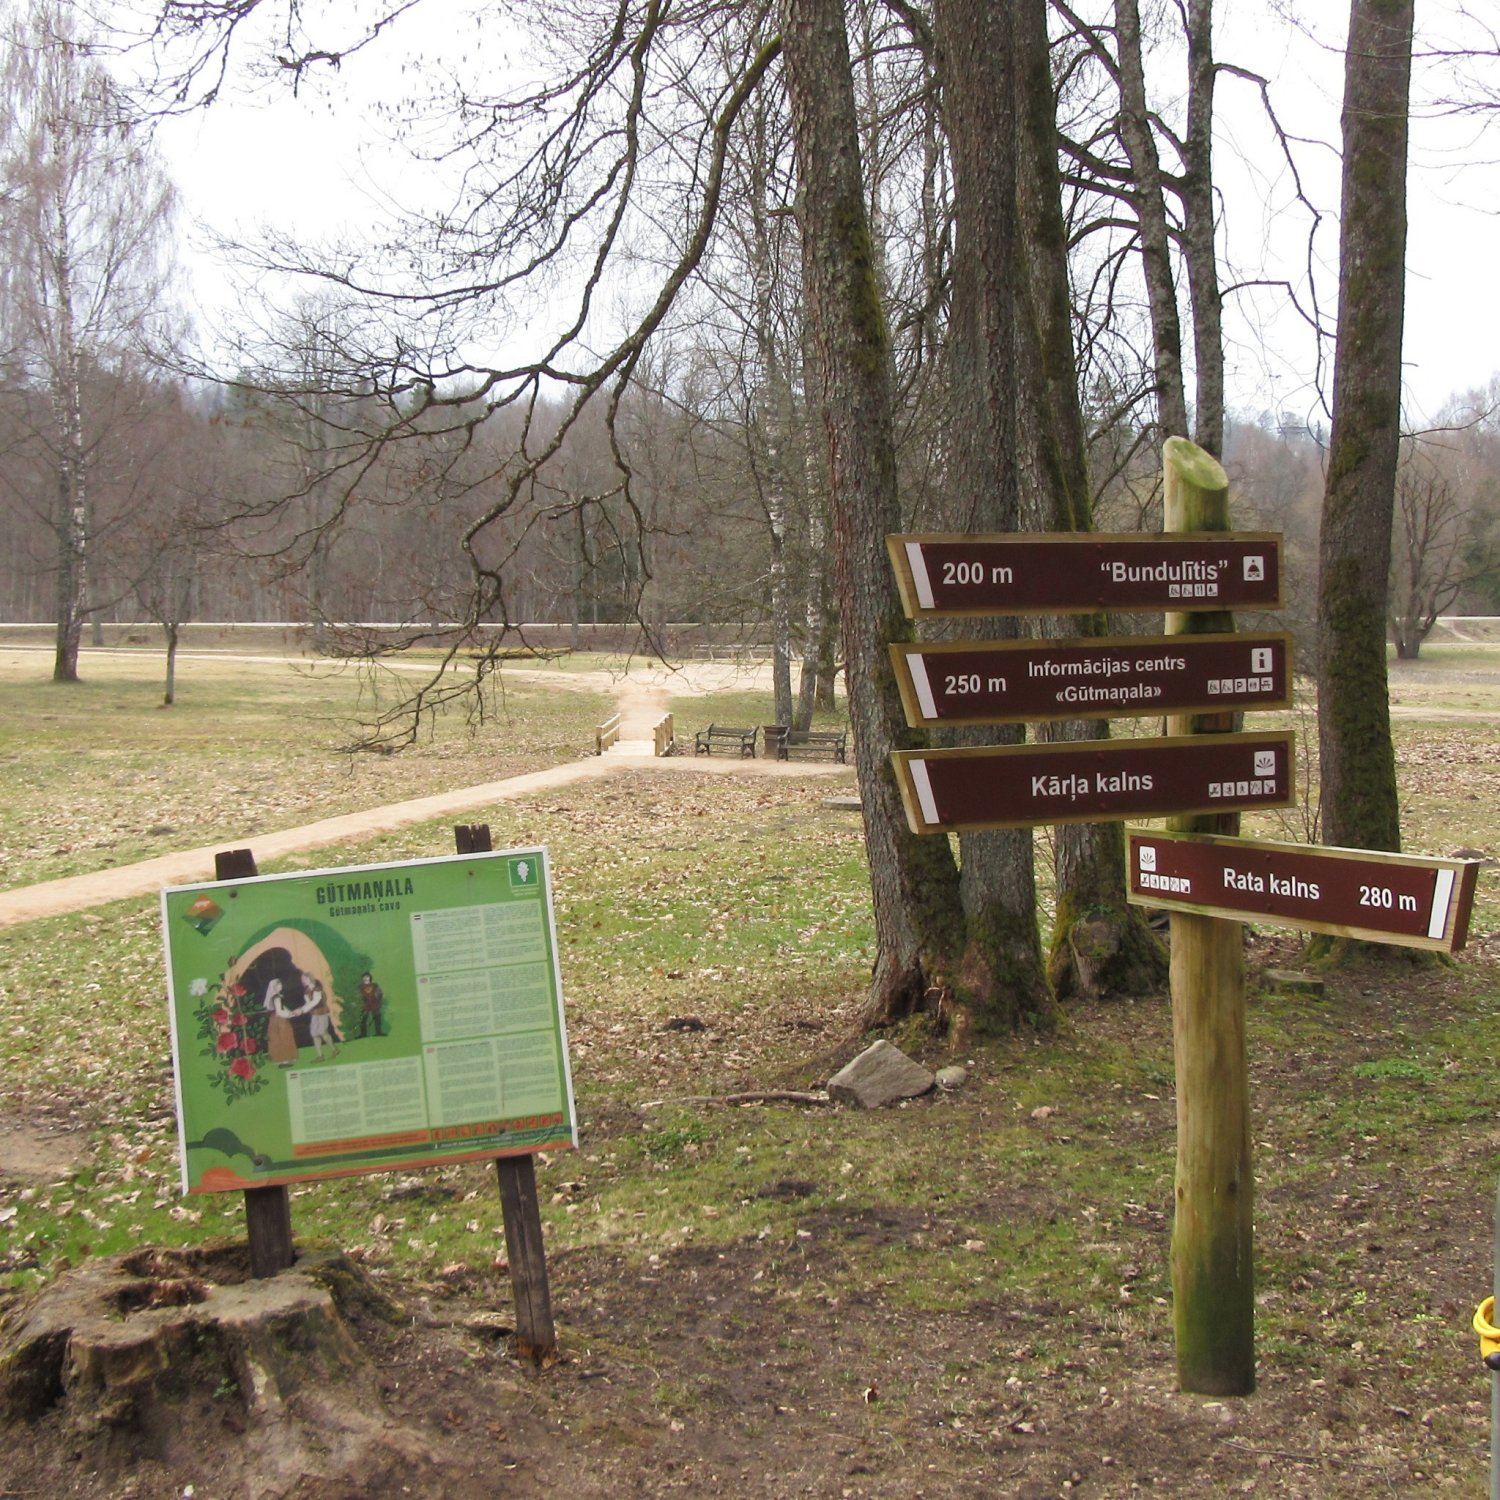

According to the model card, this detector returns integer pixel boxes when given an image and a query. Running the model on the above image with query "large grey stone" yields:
[827,1040,935,1109]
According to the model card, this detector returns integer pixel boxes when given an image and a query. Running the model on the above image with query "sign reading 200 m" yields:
[161,848,576,1195]
[888,532,1282,615]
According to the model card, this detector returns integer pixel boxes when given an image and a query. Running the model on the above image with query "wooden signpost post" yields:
[455,823,558,1367]
[887,437,1272,1394]
[1160,438,1254,1397]
[885,436,1482,1397]
[213,847,297,1280]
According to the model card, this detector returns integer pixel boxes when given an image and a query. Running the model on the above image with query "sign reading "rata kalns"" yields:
[1128,830,1481,952]
[887,532,1281,616]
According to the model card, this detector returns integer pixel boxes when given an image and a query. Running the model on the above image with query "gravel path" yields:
[0,661,851,928]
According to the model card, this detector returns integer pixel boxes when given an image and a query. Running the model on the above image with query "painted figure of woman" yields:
[264,976,298,1067]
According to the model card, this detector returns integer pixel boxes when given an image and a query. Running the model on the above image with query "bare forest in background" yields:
[1,1,1496,673]
[4,370,1498,658]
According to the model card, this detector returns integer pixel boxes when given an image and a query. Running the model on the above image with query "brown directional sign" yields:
[890,632,1292,726]
[1127,829,1481,952]
[888,532,1282,616]
[891,731,1294,833]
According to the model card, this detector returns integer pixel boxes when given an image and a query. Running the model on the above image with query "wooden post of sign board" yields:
[454,824,559,1368]
[1162,437,1256,1396]
[214,846,297,1279]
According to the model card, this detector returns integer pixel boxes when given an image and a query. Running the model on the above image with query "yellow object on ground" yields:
[1474,1296,1500,1366]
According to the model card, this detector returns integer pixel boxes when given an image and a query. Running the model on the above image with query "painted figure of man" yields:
[357,971,385,1038]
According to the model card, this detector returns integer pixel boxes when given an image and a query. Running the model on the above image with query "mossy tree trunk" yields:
[1017,0,1165,1002]
[1163,438,1254,1396]
[1315,0,1413,861]
[779,0,964,1029]
[931,0,1051,1031]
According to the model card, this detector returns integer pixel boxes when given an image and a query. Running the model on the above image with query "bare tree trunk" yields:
[764,453,794,725]
[795,208,829,734]
[933,0,1052,1029]
[780,0,964,1027]
[163,620,179,705]
[1115,0,1189,442]
[1016,0,1166,1002]
[919,80,945,371]
[51,274,87,684]
[854,0,889,297]
[794,495,829,729]
[1316,0,1413,859]
[1183,0,1224,457]
[749,116,796,727]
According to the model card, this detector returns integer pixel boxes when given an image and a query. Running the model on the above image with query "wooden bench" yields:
[694,723,759,757]
[774,727,848,762]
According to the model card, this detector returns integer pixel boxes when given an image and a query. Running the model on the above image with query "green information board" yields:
[161,847,576,1195]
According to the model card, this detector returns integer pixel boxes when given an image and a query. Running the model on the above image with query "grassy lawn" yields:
[2,645,1499,1494]
[0,648,614,890]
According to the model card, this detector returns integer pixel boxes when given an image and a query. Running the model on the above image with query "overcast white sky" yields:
[130,1,1500,428]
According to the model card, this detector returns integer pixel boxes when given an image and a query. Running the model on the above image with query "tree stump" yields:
[0,1243,434,1492]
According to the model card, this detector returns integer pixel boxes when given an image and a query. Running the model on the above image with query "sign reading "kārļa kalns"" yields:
[890,731,1294,833]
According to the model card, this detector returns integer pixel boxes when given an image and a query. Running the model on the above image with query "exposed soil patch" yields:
[0,1116,90,1183]
[5,956,1497,1499]
[2,655,1497,1496]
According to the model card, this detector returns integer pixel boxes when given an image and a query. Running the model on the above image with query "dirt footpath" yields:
[0,660,852,929]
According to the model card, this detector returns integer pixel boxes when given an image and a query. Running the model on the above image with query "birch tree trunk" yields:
[1182,0,1225,457]
[50,280,88,684]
